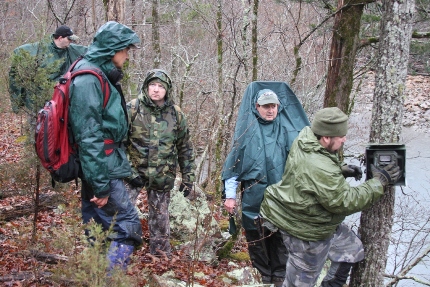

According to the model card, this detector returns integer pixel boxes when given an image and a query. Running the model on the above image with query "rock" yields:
[169,181,222,263]
[222,262,261,286]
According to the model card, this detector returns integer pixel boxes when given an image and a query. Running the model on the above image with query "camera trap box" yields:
[365,143,406,186]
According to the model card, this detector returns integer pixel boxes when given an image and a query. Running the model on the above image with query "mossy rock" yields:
[219,219,229,231]
[229,252,250,261]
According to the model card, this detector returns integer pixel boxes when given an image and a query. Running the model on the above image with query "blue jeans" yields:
[81,179,143,246]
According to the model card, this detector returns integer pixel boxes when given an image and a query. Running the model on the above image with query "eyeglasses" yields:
[145,69,172,88]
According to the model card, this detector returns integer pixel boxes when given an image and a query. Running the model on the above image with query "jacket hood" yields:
[84,21,140,73]
[138,90,174,111]
[222,81,310,184]
[298,126,341,164]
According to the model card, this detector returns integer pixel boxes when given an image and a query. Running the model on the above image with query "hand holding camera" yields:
[370,164,402,186]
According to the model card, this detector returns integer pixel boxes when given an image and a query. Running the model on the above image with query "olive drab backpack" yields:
[34,56,111,186]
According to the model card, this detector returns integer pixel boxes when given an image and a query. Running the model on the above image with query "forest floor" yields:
[0,73,429,287]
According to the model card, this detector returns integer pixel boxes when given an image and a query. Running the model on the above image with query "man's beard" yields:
[326,140,343,154]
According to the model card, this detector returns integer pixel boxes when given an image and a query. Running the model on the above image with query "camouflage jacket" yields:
[126,93,196,192]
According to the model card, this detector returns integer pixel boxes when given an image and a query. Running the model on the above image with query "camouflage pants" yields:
[280,223,364,287]
[147,189,171,256]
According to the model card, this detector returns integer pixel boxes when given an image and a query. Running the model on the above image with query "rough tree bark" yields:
[152,0,161,68]
[350,0,415,286]
[214,0,224,192]
[323,0,372,111]
[251,0,258,81]
[105,0,124,23]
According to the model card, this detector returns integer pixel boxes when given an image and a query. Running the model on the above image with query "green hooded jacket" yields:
[68,21,140,198]
[9,40,87,112]
[126,87,196,192]
[260,126,384,241]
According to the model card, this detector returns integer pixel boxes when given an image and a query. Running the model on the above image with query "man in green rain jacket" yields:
[68,21,142,271]
[260,107,402,287]
[9,25,87,113]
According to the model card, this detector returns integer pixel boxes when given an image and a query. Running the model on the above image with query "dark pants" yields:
[245,228,287,282]
[81,179,143,246]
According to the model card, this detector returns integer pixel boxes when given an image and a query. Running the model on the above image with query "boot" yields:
[107,241,134,271]
[320,262,354,287]
[272,276,284,287]
[261,275,271,284]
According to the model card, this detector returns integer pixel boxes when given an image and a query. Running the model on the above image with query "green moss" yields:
[229,252,250,261]
[217,236,237,260]
[170,239,182,247]
[219,219,229,231]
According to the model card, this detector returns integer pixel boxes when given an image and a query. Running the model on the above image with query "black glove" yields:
[370,164,401,186]
[341,165,363,181]
[179,182,193,197]
[129,176,145,188]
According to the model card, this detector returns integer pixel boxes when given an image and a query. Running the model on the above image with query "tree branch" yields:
[359,31,430,48]
[412,31,430,38]
[385,244,430,286]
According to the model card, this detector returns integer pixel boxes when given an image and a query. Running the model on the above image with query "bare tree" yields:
[105,0,125,23]
[251,0,258,81]
[350,0,415,285]
[323,0,373,112]
[152,0,161,68]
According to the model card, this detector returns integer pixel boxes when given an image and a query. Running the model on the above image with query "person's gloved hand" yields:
[179,182,194,198]
[129,176,145,188]
[371,164,401,186]
[341,165,363,181]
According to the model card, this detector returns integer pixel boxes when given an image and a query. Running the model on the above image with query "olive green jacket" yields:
[260,126,384,241]
[9,40,87,112]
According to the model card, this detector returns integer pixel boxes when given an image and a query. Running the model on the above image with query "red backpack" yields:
[35,57,110,186]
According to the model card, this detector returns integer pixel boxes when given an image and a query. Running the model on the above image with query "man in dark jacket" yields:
[126,69,196,257]
[260,107,402,287]
[68,21,142,271]
[9,25,87,113]
[222,83,310,286]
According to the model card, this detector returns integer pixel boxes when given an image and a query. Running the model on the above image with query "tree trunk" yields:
[214,0,224,193]
[106,0,125,23]
[251,0,258,81]
[0,193,62,221]
[350,0,415,286]
[323,0,365,111]
[152,0,161,68]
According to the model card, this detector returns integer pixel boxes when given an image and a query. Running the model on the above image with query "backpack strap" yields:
[128,98,140,124]
[128,100,182,127]
[173,104,182,125]
[69,68,111,108]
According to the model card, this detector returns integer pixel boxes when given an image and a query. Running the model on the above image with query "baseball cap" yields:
[257,89,280,105]
[54,25,79,41]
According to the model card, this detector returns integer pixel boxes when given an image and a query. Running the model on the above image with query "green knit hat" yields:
[311,107,348,136]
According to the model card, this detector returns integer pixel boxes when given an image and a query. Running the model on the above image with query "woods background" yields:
[0,0,429,286]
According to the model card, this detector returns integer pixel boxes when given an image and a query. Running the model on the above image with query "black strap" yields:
[104,142,122,150]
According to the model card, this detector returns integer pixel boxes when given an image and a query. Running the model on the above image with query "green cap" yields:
[311,107,348,137]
